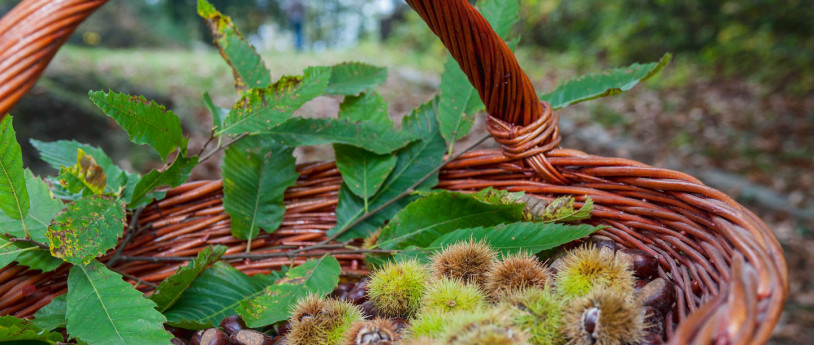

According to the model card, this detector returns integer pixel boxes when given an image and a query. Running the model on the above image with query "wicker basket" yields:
[0,0,788,344]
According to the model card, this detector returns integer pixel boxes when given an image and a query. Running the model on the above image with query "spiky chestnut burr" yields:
[440,306,530,345]
[555,245,635,299]
[368,259,429,318]
[448,324,530,345]
[563,288,645,345]
[343,318,400,345]
[430,239,496,288]
[287,295,364,345]
[505,287,565,345]
[420,277,486,313]
[485,253,550,299]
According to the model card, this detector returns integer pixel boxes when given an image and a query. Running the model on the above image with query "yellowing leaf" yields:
[58,149,106,196]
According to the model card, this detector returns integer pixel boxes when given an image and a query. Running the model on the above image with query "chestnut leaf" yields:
[238,255,341,327]
[46,195,126,265]
[66,261,172,345]
[0,116,28,222]
[198,0,271,91]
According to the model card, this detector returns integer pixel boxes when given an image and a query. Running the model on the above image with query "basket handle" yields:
[405,0,566,183]
[0,0,109,119]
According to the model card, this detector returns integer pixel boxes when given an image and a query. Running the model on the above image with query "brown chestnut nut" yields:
[273,321,291,336]
[270,335,287,345]
[642,306,665,338]
[171,337,189,345]
[347,280,369,305]
[636,278,676,315]
[330,283,355,301]
[220,315,248,335]
[622,249,658,279]
[587,235,616,252]
[634,280,648,292]
[200,328,229,345]
[166,325,193,339]
[638,333,664,345]
[230,329,274,345]
[360,300,379,319]
[390,317,408,333]
[189,329,205,345]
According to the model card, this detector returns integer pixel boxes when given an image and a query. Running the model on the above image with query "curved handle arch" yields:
[405,0,542,126]
[0,0,109,118]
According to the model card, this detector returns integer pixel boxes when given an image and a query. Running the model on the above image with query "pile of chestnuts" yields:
[167,236,675,345]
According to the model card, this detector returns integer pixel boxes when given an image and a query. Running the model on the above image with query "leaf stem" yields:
[21,218,29,239]
[106,207,144,267]
[197,128,217,157]
[310,133,491,245]
[198,133,248,164]
[5,235,49,250]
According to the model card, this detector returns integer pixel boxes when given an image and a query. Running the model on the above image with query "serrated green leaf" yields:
[425,222,601,256]
[0,116,28,222]
[125,152,198,209]
[219,66,331,135]
[539,54,672,109]
[238,255,341,327]
[437,59,484,145]
[66,261,172,345]
[222,136,298,244]
[46,196,126,265]
[163,261,270,330]
[0,315,63,344]
[339,92,392,126]
[89,90,184,162]
[0,170,64,243]
[334,145,396,203]
[478,0,521,40]
[14,247,63,272]
[375,190,524,250]
[198,0,271,91]
[150,245,227,312]
[30,139,128,193]
[32,294,67,331]
[324,62,388,95]
[333,92,398,210]
[203,91,229,131]
[330,98,447,240]
[258,117,415,154]
[57,149,106,196]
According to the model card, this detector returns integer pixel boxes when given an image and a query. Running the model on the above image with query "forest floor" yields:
[10,45,814,343]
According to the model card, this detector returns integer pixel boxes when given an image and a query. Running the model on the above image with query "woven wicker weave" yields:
[0,1,788,344]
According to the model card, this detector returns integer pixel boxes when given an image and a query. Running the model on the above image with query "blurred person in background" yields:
[286,0,305,51]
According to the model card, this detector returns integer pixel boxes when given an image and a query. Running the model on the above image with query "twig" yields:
[198,133,248,164]
[110,267,158,289]
[197,128,217,157]
[118,248,398,263]
[318,133,492,244]
[107,207,144,267]
[5,235,49,250]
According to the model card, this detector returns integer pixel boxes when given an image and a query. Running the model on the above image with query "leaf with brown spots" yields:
[198,0,271,91]
[218,66,331,135]
[46,195,126,265]
[88,90,184,162]
[237,255,341,327]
